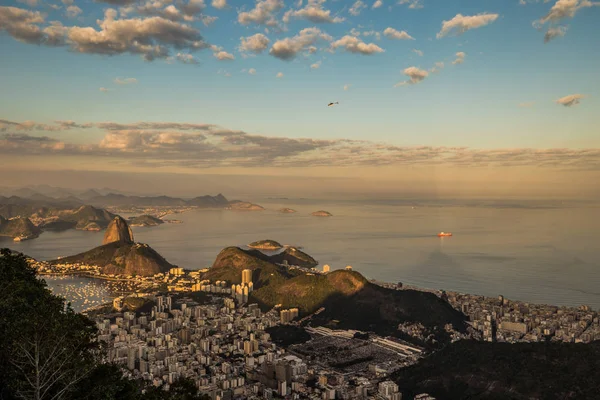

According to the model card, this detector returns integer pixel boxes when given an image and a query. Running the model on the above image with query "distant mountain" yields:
[391,340,600,400]
[37,205,115,231]
[205,246,466,344]
[128,215,164,227]
[227,201,265,211]
[86,193,230,208]
[78,189,102,200]
[50,217,173,277]
[0,216,41,239]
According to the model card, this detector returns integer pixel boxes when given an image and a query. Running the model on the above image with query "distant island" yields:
[279,208,297,213]
[248,239,283,250]
[227,201,265,211]
[311,210,333,217]
[128,215,164,227]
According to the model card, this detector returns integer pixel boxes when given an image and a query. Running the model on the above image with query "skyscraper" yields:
[242,269,253,284]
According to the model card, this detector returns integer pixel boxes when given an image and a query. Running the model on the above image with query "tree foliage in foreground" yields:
[0,249,207,400]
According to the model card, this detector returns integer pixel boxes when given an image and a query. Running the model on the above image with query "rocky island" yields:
[128,214,164,227]
[227,201,265,211]
[279,208,297,213]
[311,210,333,217]
[248,239,283,250]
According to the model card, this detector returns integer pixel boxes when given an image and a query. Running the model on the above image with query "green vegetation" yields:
[206,247,466,345]
[0,248,213,400]
[269,247,318,268]
[266,326,311,346]
[392,340,600,400]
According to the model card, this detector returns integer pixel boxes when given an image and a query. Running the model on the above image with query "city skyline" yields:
[1,0,599,198]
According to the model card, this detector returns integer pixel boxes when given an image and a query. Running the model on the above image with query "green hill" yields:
[0,216,41,239]
[391,340,600,400]
[269,247,318,268]
[205,247,466,344]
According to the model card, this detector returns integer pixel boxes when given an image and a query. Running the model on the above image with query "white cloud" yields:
[544,26,568,42]
[429,61,444,73]
[310,60,321,69]
[114,77,138,84]
[211,0,227,9]
[239,33,270,54]
[283,0,345,24]
[176,52,199,64]
[437,13,499,38]
[556,94,585,107]
[269,27,332,60]
[372,0,383,8]
[99,87,110,92]
[213,50,235,60]
[330,35,384,55]
[248,68,257,74]
[343,84,351,90]
[394,66,428,87]
[539,0,598,24]
[452,51,466,64]
[349,1,367,16]
[362,30,381,40]
[399,0,423,9]
[238,0,284,27]
[383,27,414,40]
[66,5,82,18]
[276,72,284,78]
[413,48,423,56]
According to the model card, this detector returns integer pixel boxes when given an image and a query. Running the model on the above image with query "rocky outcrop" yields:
[248,240,283,250]
[279,208,297,213]
[270,247,318,268]
[102,216,134,245]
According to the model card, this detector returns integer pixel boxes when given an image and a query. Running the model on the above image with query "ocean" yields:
[4,197,600,311]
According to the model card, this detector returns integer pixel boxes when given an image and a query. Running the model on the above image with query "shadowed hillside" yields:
[391,340,600,400]
[205,247,466,344]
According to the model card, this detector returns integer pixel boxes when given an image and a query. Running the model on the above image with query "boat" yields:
[437,232,452,237]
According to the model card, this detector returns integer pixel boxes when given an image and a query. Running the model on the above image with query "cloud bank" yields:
[1,118,597,170]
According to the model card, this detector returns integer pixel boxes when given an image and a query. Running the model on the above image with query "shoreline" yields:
[38,268,597,314]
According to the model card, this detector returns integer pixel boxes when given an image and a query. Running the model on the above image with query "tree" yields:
[141,378,210,400]
[0,249,99,400]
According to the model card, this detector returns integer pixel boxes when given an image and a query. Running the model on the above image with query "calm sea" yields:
[4,198,600,311]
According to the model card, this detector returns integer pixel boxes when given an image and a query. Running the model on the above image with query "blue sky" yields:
[0,0,599,194]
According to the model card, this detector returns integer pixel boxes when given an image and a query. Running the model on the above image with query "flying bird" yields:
[328,102,339,107]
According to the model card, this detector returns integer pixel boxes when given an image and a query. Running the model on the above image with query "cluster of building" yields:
[92,267,437,400]
[445,292,600,343]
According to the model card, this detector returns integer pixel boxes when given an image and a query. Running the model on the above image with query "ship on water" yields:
[437,232,453,237]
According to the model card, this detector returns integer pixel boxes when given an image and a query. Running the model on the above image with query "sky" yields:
[0,0,599,199]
